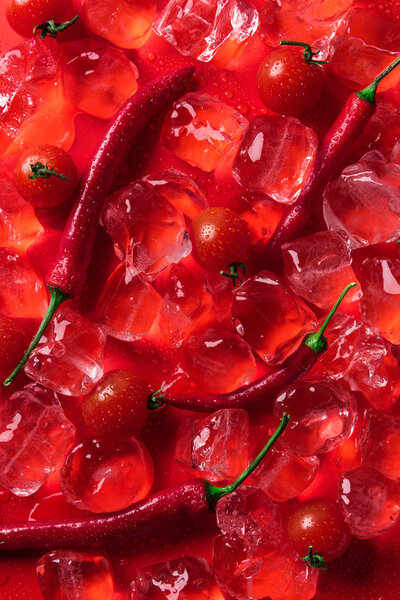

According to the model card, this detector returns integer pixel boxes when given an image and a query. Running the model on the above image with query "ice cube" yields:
[0,173,43,251]
[361,411,400,479]
[25,303,105,397]
[233,115,318,204]
[259,0,351,56]
[232,270,315,365]
[61,436,154,513]
[338,466,400,538]
[213,534,318,600]
[229,191,283,245]
[81,0,156,49]
[251,448,319,503]
[323,151,400,245]
[183,327,257,393]
[37,550,114,600]
[0,247,48,319]
[101,179,191,279]
[274,380,357,456]
[132,556,224,600]
[154,0,259,66]
[159,263,212,347]
[61,39,139,120]
[0,38,75,156]
[96,263,162,342]
[175,409,249,483]
[311,312,400,411]
[354,103,400,162]
[352,249,400,344]
[215,486,285,552]
[162,92,248,172]
[0,383,75,497]
[329,7,400,91]
[144,169,208,220]
[282,230,360,309]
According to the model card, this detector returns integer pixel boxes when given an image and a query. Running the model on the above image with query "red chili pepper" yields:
[264,55,400,269]
[148,282,356,412]
[4,67,196,387]
[0,414,289,551]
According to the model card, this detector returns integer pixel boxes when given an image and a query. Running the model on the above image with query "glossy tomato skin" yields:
[81,370,149,437]
[191,206,251,271]
[6,0,73,38]
[14,145,78,209]
[287,498,352,562]
[257,47,325,117]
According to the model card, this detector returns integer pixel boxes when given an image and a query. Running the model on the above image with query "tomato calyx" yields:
[280,40,329,67]
[33,15,79,39]
[220,262,246,287]
[302,545,327,571]
[147,386,166,411]
[29,161,69,182]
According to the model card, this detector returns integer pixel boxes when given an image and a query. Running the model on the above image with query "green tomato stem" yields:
[29,162,69,181]
[33,15,79,39]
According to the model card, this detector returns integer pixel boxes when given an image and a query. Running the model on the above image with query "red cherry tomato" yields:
[13,145,78,209]
[287,498,352,562]
[5,0,74,38]
[81,370,149,436]
[191,207,251,272]
[257,46,325,117]
[0,315,28,384]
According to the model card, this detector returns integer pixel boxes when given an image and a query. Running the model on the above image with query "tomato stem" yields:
[33,15,79,38]
[29,161,69,181]
[302,546,327,571]
[147,386,166,411]
[205,413,290,508]
[3,286,71,387]
[280,40,329,67]
[304,282,357,354]
[220,262,246,287]
[356,55,400,104]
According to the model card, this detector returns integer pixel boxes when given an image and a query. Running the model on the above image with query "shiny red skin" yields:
[287,498,352,562]
[47,67,196,296]
[191,207,251,271]
[14,145,78,209]
[0,480,209,551]
[81,370,149,436]
[161,343,319,412]
[263,94,375,269]
[257,48,324,117]
[5,0,73,37]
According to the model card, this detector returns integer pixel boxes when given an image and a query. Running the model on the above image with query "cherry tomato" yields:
[191,207,251,272]
[6,0,74,38]
[0,315,28,384]
[287,498,352,562]
[13,145,78,209]
[257,47,325,117]
[81,370,149,436]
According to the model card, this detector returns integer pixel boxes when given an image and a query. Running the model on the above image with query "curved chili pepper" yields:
[264,55,400,269]
[0,414,289,551]
[4,66,196,386]
[148,282,356,412]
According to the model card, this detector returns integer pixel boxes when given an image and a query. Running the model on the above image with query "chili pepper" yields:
[4,66,196,387]
[0,414,289,551]
[148,282,356,412]
[263,55,400,270]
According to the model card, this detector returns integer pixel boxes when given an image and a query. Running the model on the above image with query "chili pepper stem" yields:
[357,55,400,104]
[205,413,290,509]
[280,40,329,66]
[33,15,79,38]
[29,161,69,181]
[304,282,357,354]
[3,286,71,386]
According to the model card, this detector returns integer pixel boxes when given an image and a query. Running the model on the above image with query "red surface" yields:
[2,1,400,599]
